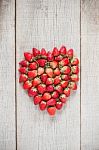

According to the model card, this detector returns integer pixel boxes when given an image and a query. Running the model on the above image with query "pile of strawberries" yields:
[19,46,79,116]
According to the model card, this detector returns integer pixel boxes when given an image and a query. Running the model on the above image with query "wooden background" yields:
[0,0,99,150]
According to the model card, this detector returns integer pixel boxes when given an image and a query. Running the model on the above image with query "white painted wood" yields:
[81,0,99,150]
[16,0,80,149]
[0,0,16,150]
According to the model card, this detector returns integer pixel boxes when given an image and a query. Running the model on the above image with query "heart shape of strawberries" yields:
[19,46,79,116]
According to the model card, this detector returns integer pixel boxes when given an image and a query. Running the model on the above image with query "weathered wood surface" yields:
[0,0,99,150]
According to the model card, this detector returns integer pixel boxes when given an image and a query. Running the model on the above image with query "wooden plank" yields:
[81,0,99,149]
[16,0,80,149]
[0,0,16,150]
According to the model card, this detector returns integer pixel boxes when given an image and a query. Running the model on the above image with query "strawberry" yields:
[19,74,28,83]
[23,80,32,90]
[64,87,70,97]
[47,98,56,106]
[24,52,33,62]
[71,66,79,74]
[28,87,37,97]
[69,82,77,90]
[46,85,54,92]
[37,84,46,94]
[28,70,37,78]
[29,62,38,70]
[41,74,48,83]
[19,67,27,74]
[60,94,67,103]
[50,61,58,69]
[71,57,79,65]
[52,47,59,56]
[47,106,56,116]
[47,52,54,61]
[55,55,63,61]
[59,45,67,55]
[67,49,73,58]
[46,78,53,85]
[71,74,79,82]
[37,59,47,67]
[42,92,51,101]
[34,95,42,105]
[56,101,63,110]
[19,60,28,67]
[32,77,41,87]
[45,68,53,77]
[61,81,68,88]
[32,48,40,56]
[39,101,47,110]
[37,67,44,75]
[52,91,59,99]
[61,75,70,81]
[59,58,69,66]
[61,66,71,74]
[55,85,63,94]
[54,68,60,76]
[54,76,61,85]
[41,48,47,56]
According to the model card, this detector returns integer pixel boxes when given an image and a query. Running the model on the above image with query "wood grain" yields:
[0,0,16,150]
[16,0,80,150]
[81,0,99,149]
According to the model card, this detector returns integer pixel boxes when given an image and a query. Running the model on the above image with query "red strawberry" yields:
[37,59,47,67]
[29,62,37,70]
[50,61,58,69]
[37,84,46,94]
[45,68,53,77]
[39,101,47,111]
[34,95,42,105]
[24,52,33,62]
[61,81,68,88]
[67,49,73,58]
[28,87,37,97]
[38,67,44,75]
[52,91,59,99]
[46,85,54,92]
[42,92,51,101]
[54,76,61,85]
[46,78,53,85]
[55,85,63,94]
[47,52,54,61]
[19,74,28,83]
[71,57,79,65]
[47,98,56,106]
[69,82,77,90]
[59,58,69,66]
[32,77,41,87]
[52,47,59,56]
[19,67,27,74]
[56,101,63,110]
[23,80,32,90]
[54,68,60,76]
[41,48,47,56]
[41,74,48,83]
[47,106,56,116]
[71,74,79,82]
[61,75,70,81]
[59,45,67,55]
[28,70,37,78]
[64,87,70,97]
[61,66,71,74]
[60,94,67,103]
[55,55,63,61]
[71,66,79,74]
[19,60,28,67]
[32,48,40,56]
